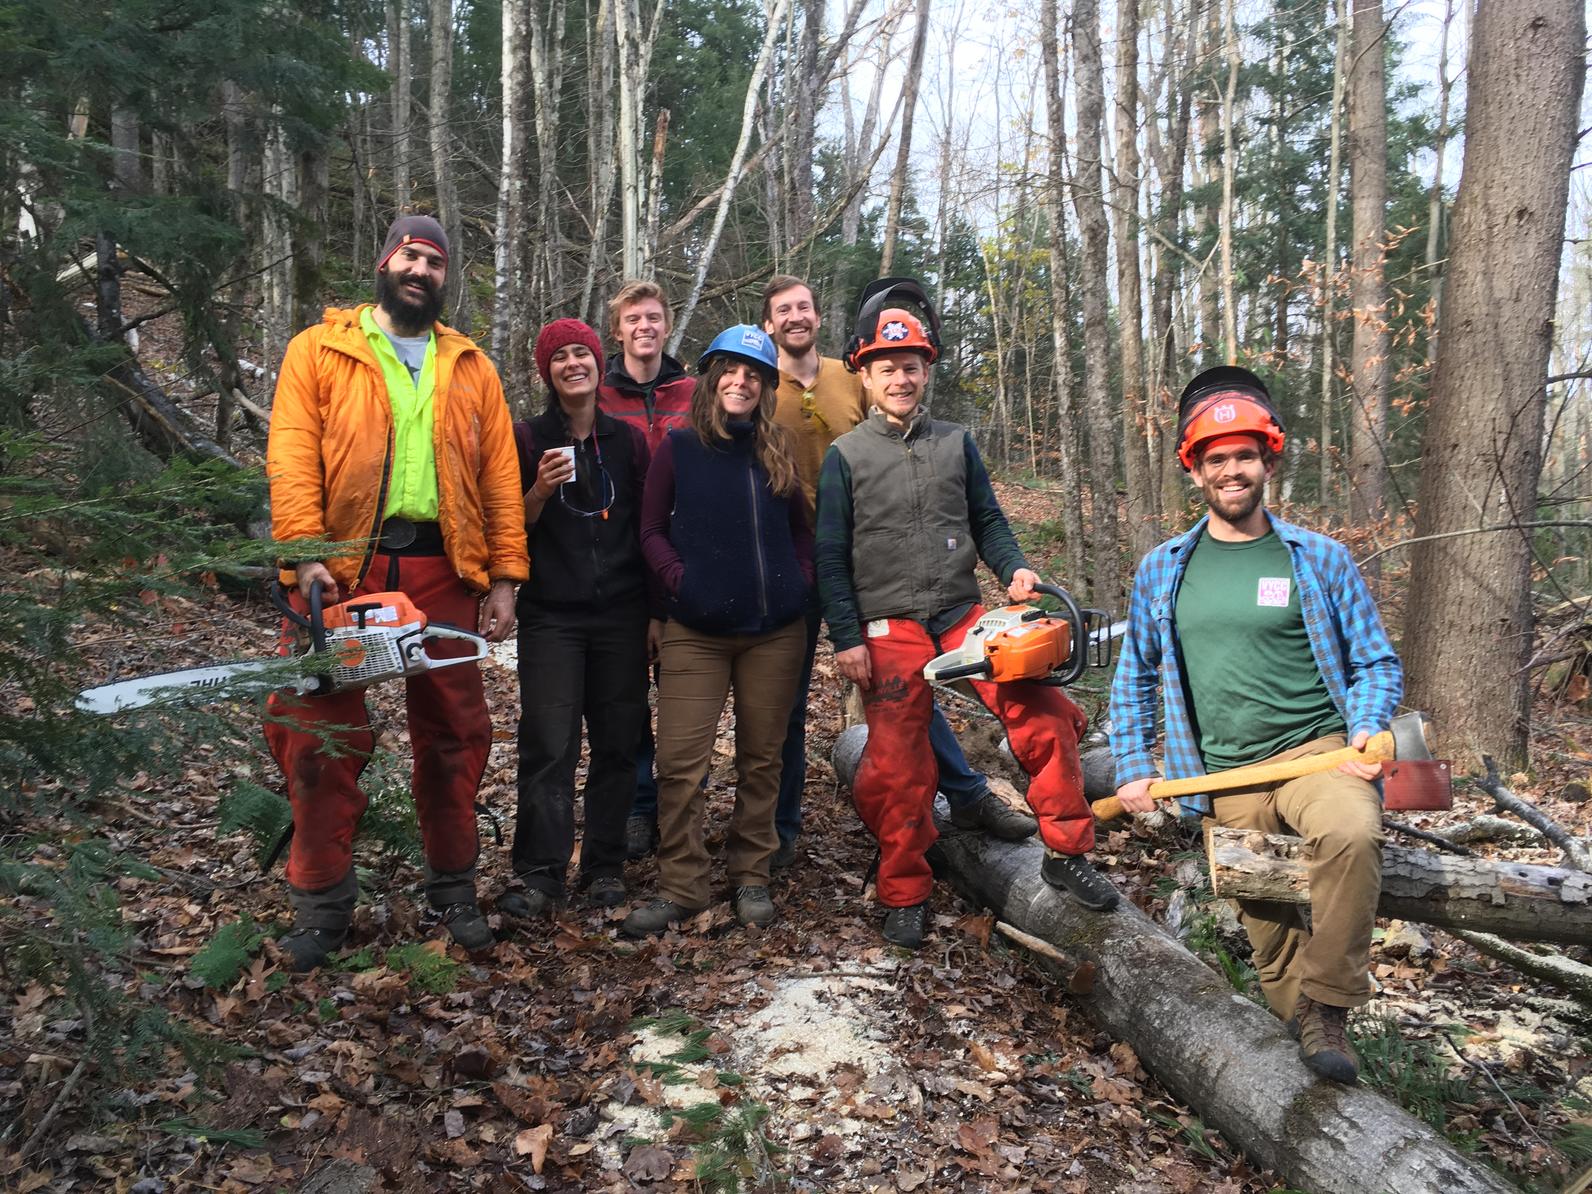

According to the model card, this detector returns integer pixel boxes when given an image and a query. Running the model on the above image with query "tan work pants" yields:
[655,619,805,908]
[1209,734,1384,1016]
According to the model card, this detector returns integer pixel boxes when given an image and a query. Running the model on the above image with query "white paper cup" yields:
[548,445,576,470]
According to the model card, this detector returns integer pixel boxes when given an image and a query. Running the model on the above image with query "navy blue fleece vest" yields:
[666,425,807,635]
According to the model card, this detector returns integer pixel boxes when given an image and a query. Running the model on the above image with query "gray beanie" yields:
[377,215,449,271]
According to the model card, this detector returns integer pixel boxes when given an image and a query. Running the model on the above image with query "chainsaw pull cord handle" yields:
[1030,582,1087,686]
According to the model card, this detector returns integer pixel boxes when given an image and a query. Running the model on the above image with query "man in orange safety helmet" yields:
[1108,364,1404,1085]
[815,278,1115,951]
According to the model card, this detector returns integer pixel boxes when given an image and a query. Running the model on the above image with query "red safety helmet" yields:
[844,277,942,371]
[1175,366,1285,471]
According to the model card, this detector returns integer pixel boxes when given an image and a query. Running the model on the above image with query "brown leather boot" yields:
[1295,995,1359,1084]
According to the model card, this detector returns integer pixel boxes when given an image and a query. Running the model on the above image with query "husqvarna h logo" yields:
[882,320,909,341]
[1212,402,1237,424]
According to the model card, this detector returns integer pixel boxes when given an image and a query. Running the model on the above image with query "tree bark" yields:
[1113,0,1156,556]
[528,0,566,320]
[1068,0,1122,607]
[1319,0,1348,511]
[428,0,466,327]
[1345,0,1391,526]
[1424,0,1456,369]
[829,727,1517,1194]
[1039,0,1087,591]
[879,0,929,274]
[1403,0,1586,771]
[1216,0,1238,362]
[1205,825,1592,946]
[386,0,412,212]
[788,0,823,246]
[494,0,530,396]
[581,0,617,321]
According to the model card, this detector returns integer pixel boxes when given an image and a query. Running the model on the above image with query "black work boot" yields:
[770,837,798,871]
[583,875,628,908]
[950,792,1039,840]
[282,869,357,972]
[498,886,560,920]
[1040,850,1120,911]
[1295,995,1359,1084]
[620,898,698,938]
[881,902,929,949]
[425,863,494,952]
[625,814,659,860]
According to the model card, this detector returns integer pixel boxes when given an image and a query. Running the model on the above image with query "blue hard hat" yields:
[698,324,778,375]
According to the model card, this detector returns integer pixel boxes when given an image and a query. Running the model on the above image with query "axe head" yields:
[1389,711,1434,761]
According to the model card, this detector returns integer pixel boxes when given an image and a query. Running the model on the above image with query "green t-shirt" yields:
[1174,528,1344,771]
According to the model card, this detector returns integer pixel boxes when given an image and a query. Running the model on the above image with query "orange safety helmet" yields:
[844,277,942,371]
[1175,366,1285,471]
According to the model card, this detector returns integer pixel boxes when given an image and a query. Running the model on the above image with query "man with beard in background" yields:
[265,214,528,971]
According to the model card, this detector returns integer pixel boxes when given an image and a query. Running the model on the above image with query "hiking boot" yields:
[771,837,798,871]
[585,875,627,908]
[620,898,697,938]
[1295,996,1359,1084]
[278,925,348,973]
[950,792,1039,840]
[734,885,775,927]
[882,902,929,949]
[626,814,659,860]
[498,887,559,920]
[439,901,495,952]
[1040,851,1120,911]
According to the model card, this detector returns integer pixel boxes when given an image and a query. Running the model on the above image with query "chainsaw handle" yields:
[928,659,993,682]
[419,622,491,667]
[271,579,327,655]
[1031,583,1086,685]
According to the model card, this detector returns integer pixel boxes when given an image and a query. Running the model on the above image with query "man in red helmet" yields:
[815,280,1114,951]
[1108,365,1403,1085]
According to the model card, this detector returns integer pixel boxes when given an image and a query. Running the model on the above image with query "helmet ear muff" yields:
[844,277,942,371]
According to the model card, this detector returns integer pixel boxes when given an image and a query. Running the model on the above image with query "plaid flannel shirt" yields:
[1108,511,1403,814]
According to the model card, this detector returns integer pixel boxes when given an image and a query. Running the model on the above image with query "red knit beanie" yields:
[534,318,604,388]
[377,215,449,272]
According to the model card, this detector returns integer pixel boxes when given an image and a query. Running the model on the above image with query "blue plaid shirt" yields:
[1108,512,1403,813]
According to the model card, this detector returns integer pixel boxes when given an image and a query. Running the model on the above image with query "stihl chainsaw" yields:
[922,582,1109,687]
[77,581,489,714]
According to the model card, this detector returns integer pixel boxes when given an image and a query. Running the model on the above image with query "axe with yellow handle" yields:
[1089,711,1431,821]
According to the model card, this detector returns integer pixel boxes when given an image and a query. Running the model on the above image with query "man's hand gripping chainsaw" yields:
[77,582,490,714]
[921,583,1106,687]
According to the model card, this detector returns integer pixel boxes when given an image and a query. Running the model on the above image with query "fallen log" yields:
[1477,756,1592,872]
[1205,824,1592,946]
[1446,928,1592,1004]
[831,726,1514,1194]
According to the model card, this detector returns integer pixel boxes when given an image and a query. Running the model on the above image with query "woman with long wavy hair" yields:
[622,325,812,936]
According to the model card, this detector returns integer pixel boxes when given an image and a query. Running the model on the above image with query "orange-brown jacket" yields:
[267,305,530,593]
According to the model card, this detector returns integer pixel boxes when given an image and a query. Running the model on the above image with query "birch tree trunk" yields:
[879,0,930,274]
[614,0,644,278]
[1069,0,1123,606]
[1404,0,1586,771]
[1346,0,1391,526]
[529,0,567,322]
[1217,0,1239,362]
[494,0,531,398]
[1425,0,1455,369]
[1112,0,1156,557]
[669,0,791,353]
[581,0,617,320]
[1040,0,1088,591]
[428,0,467,326]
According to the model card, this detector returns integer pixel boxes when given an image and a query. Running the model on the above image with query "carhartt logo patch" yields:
[866,619,890,638]
[946,536,957,551]
[1257,577,1291,607]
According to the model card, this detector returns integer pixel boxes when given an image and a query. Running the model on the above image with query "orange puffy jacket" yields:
[268,306,530,593]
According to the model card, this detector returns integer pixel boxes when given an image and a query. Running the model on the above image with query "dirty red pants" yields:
[853,606,1094,907]
[264,553,489,892]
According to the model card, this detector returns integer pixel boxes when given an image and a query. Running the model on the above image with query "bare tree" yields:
[581,0,617,321]
[1345,0,1391,524]
[428,0,467,326]
[529,0,567,318]
[615,0,664,278]
[1424,0,1457,367]
[494,0,532,399]
[1069,0,1123,605]
[879,0,930,274]
[1403,0,1586,769]
[386,0,412,212]
[1217,0,1238,362]
[1318,0,1349,510]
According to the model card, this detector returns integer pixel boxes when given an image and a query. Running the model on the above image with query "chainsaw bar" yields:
[76,658,314,714]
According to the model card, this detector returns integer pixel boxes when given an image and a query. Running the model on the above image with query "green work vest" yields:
[360,307,439,521]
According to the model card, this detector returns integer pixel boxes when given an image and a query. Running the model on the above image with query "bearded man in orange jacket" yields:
[265,215,529,971]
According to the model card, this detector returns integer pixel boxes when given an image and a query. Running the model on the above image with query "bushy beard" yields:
[376,268,444,335]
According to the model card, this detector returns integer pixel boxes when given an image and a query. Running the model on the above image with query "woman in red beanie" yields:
[500,319,653,920]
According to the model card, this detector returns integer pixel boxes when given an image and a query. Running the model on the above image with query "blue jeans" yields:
[771,606,986,844]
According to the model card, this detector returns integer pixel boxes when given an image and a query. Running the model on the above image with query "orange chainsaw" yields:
[77,581,489,714]
[922,582,1100,687]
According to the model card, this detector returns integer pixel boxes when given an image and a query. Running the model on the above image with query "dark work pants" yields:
[513,598,648,895]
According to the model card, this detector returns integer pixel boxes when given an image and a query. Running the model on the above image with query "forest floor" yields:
[6,472,1592,1192]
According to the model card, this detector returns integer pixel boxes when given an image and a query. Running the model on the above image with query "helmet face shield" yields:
[844,277,943,371]
[1175,366,1286,470]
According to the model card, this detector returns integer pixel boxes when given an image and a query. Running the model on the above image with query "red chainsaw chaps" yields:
[853,605,1095,908]
[264,553,488,891]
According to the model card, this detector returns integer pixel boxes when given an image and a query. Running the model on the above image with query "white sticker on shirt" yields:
[1257,577,1291,607]
[866,619,890,638]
